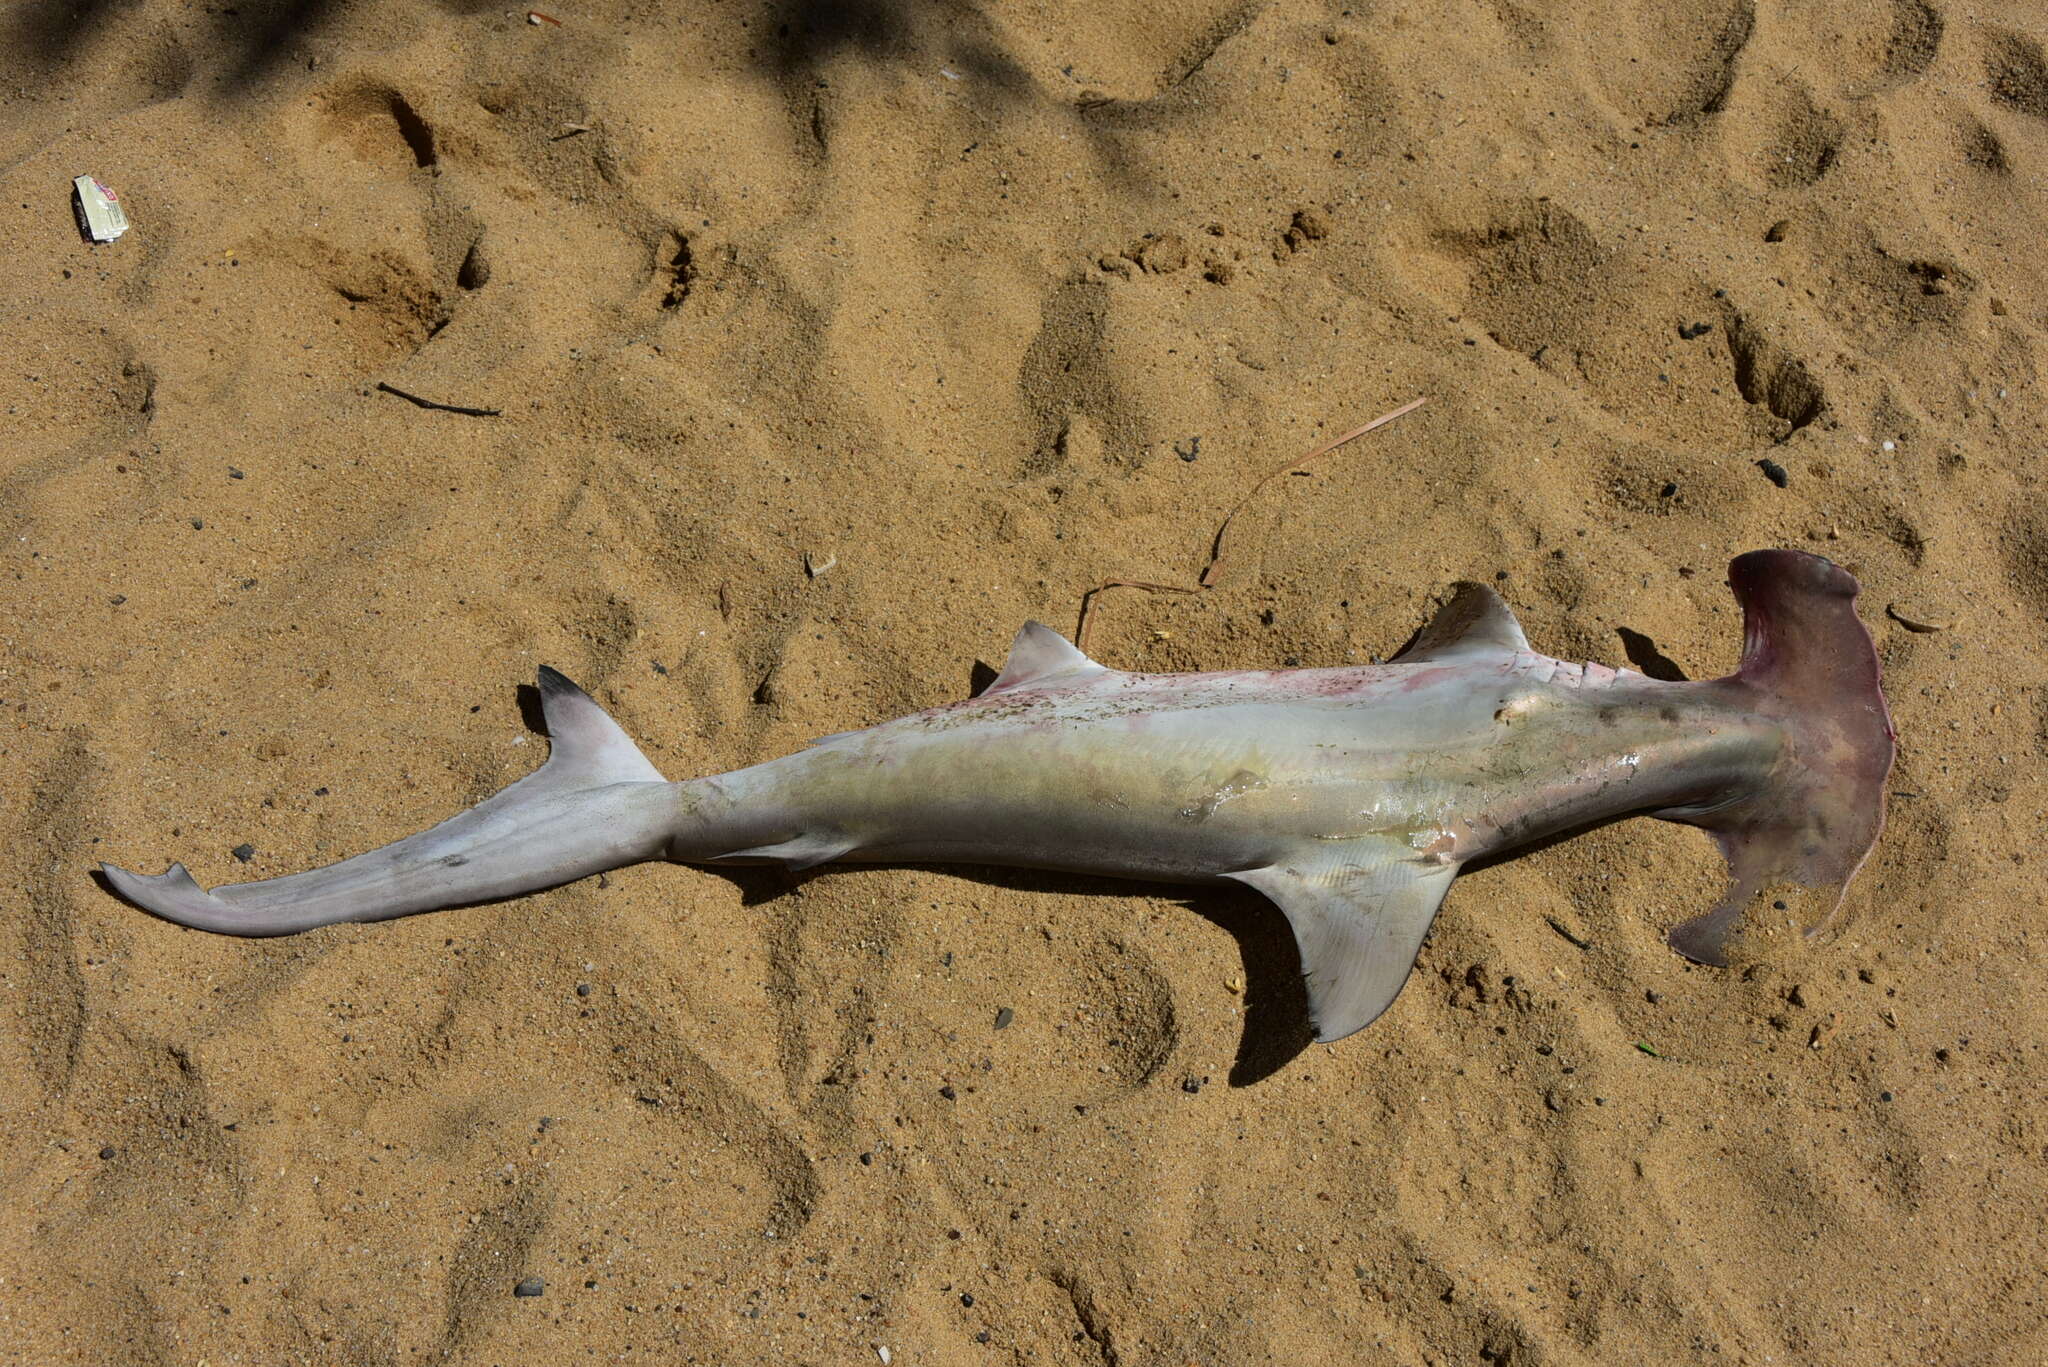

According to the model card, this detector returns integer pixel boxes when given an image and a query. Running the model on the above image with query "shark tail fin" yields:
[103,669,679,936]
[1667,550,1896,965]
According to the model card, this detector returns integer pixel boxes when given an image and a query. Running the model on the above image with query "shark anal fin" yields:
[984,621,1107,695]
[1391,583,1530,664]
[1227,843,1458,1042]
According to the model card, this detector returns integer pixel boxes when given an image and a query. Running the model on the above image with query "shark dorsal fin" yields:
[1392,583,1529,664]
[985,622,1106,695]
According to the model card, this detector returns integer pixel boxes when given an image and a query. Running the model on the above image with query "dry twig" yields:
[1071,397,1428,651]
[376,382,501,418]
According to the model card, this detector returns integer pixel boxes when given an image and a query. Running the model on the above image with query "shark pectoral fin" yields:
[1391,583,1530,664]
[1226,845,1458,1043]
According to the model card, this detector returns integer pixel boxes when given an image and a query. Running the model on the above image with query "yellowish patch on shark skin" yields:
[1177,769,1268,823]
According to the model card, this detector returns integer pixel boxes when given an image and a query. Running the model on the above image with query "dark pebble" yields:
[1180,1076,1204,1095]
[98,1145,117,1160]
[1678,322,1714,340]
[1659,482,1678,498]
[514,1277,545,1298]
[1880,1090,1894,1102]
[231,843,255,863]
[575,983,591,997]
[229,467,245,479]
[859,1152,873,1166]
[1757,459,1789,488]
[976,1331,991,1344]
[190,518,204,530]
[651,660,668,675]
[313,786,329,796]
[939,1085,957,1101]
[993,1007,1014,1031]
[961,1292,975,1307]
[109,594,127,605]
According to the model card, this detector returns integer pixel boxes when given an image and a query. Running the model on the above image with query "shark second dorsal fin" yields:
[1227,840,1458,1042]
[1392,582,1529,664]
[984,622,1107,695]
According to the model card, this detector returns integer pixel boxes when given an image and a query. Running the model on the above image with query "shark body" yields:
[104,550,1895,1041]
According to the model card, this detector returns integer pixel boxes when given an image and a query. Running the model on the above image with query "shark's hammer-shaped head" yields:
[1665,550,1897,965]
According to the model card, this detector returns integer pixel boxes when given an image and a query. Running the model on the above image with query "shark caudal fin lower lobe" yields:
[1667,550,1896,965]
[103,669,679,936]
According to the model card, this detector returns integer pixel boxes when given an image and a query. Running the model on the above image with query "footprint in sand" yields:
[1725,312,1828,439]
[1983,26,2048,121]
[1588,0,1753,127]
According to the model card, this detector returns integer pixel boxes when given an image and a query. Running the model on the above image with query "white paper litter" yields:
[72,175,130,242]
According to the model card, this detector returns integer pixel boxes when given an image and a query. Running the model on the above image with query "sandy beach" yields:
[2,0,2044,1361]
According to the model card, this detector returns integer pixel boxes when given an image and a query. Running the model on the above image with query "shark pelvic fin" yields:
[984,621,1107,695]
[1227,842,1458,1042]
[711,831,859,871]
[1392,583,1530,664]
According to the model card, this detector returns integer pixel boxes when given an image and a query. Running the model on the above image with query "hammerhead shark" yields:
[103,549,1894,1041]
